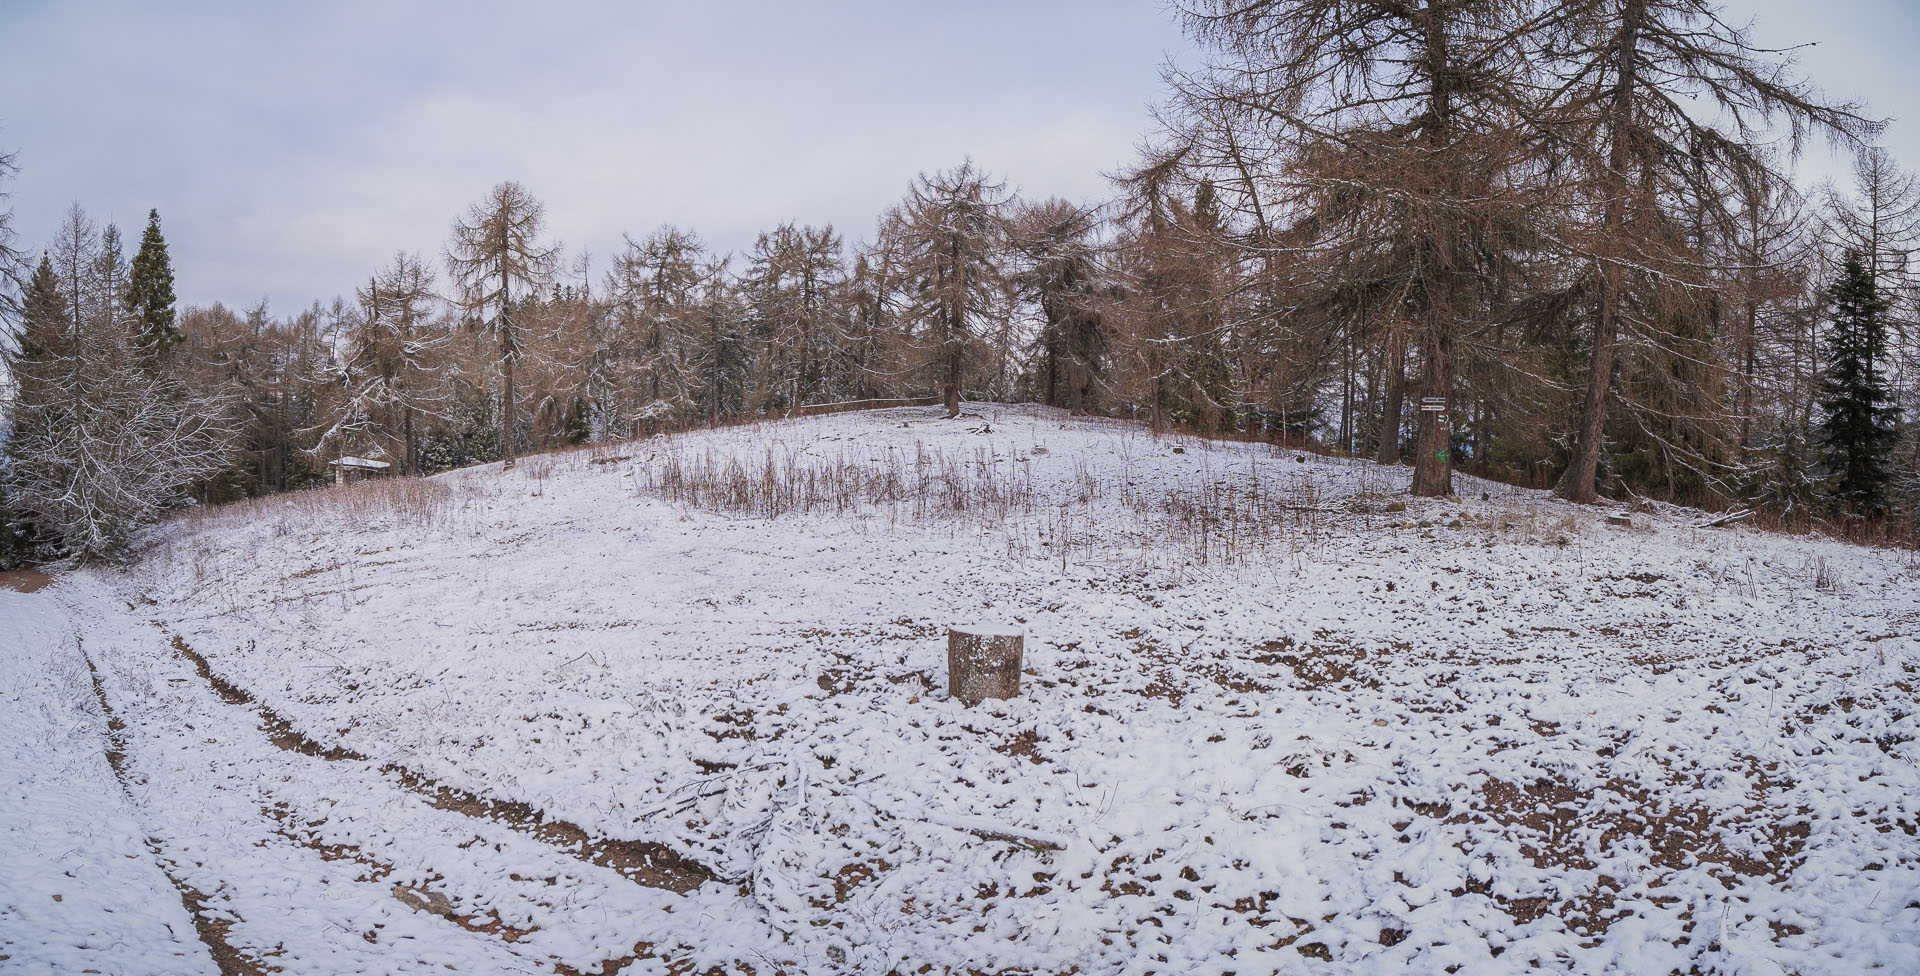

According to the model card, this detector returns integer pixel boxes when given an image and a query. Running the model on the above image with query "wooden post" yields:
[948,627,1024,706]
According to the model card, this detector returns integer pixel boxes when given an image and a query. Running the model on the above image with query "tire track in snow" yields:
[79,646,274,976]
[73,589,757,975]
[166,630,717,894]
[80,639,544,973]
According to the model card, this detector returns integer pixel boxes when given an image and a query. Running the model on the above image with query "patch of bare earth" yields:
[0,565,55,593]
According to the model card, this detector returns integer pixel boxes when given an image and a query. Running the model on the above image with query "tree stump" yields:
[948,627,1024,706]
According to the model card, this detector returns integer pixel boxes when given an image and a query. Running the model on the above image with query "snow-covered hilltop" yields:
[12,403,1919,974]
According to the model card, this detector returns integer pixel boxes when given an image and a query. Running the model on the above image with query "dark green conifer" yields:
[1817,253,1900,513]
[126,208,177,362]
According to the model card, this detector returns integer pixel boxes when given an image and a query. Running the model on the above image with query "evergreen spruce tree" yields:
[1817,253,1900,513]
[0,257,66,564]
[126,208,178,364]
[7,257,68,431]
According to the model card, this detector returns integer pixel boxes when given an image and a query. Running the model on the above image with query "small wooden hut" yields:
[329,456,391,485]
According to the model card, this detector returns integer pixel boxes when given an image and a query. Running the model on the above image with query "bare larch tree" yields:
[447,181,559,468]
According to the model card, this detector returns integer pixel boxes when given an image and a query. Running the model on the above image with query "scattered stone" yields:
[392,884,457,920]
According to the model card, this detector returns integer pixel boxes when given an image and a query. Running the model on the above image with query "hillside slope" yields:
[65,403,1920,973]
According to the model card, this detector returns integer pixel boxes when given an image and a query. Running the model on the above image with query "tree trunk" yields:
[1558,267,1622,504]
[948,627,1023,706]
[945,346,963,418]
[1738,199,1760,466]
[498,232,517,469]
[1340,333,1354,453]
[501,350,516,468]
[1557,0,1645,505]
[1411,2,1457,498]
[1412,309,1454,496]
[1376,329,1406,465]
[1739,296,1756,463]
[1043,315,1061,408]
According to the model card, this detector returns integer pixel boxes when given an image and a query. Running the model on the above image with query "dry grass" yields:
[642,443,1037,521]
[634,440,1385,569]
[185,477,456,533]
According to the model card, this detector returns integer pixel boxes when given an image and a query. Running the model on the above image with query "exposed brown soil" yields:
[389,767,713,893]
[0,566,55,593]
[810,859,892,908]
[1448,769,1809,942]
[551,944,739,976]
[175,881,285,976]
[263,802,549,952]
[1253,637,1382,691]
[994,729,1051,765]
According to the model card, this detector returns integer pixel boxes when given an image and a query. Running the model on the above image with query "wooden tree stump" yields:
[948,627,1024,706]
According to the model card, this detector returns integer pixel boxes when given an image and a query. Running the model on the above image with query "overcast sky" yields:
[3,0,1915,313]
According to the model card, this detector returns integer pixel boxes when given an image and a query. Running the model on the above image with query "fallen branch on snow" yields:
[1695,509,1753,529]
[922,813,1068,851]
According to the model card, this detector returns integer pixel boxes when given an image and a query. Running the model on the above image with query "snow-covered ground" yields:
[17,403,1920,974]
[1,586,214,974]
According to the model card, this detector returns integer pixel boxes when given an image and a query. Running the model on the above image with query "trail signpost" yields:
[1422,399,1450,457]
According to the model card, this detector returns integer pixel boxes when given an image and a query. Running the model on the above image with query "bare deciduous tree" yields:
[893,160,1011,418]
[1011,198,1106,415]
[313,252,448,474]
[1548,0,1874,503]
[447,181,560,468]
[1169,0,1544,495]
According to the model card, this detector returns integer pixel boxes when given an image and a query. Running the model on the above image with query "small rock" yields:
[393,885,457,920]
